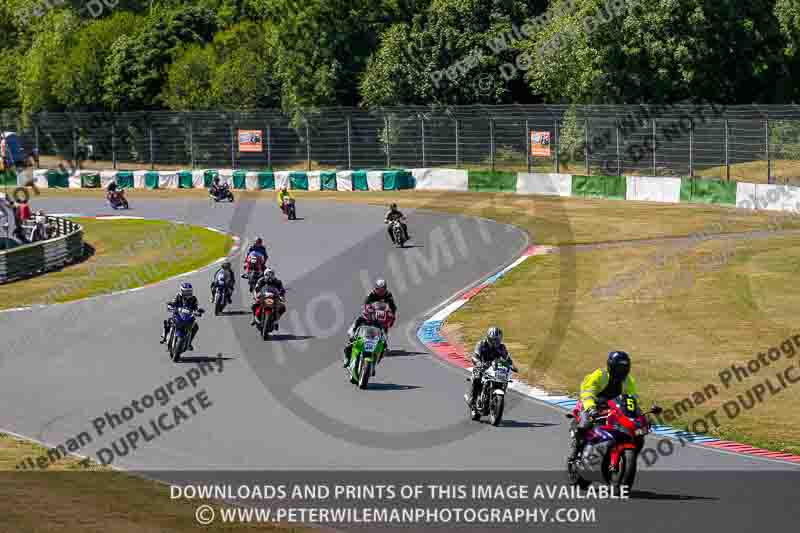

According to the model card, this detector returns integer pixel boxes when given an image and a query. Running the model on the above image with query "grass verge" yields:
[0,218,233,311]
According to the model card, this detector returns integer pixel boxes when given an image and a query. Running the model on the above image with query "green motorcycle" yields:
[346,325,386,389]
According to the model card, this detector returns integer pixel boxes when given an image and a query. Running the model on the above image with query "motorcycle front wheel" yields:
[359,359,371,389]
[607,449,637,489]
[489,393,505,426]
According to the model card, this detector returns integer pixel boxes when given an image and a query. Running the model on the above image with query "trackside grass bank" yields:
[0,218,233,311]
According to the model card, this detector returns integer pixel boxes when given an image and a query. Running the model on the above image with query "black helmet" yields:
[390,203,398,210]
[607,351,631,380]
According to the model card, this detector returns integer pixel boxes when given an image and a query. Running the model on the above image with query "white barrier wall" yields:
[750,184,800,212]
[133,170,147,189]
[33,169,48,188]
[625,176,682,203]
[515,173,572,196]
[275,171,290,190]
[245,171,259,190]
[68,173,82,189]
[192,170,206,188]
[336,170,353,191]
[100,170,117,188]
[159,171,179,189]
[307,171,321,191]
[735,182,758,210]
[367,171,384,191]
[411,168,469,191]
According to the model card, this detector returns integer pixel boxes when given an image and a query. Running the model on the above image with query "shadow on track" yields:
[628,490,718,501]
[386,349,427,357]
[177,355,234,364]
[267,334,316,341]
[488,420,559,429]
[366,383,422,391]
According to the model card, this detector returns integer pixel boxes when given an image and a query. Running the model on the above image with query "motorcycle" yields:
[467,358,515,426]
[346,325,386,389]
[253,289,286,340]
[107,190,129,209]
[211,271,231,316]
[282,197,297,220]
[387,218,407,248]
[165,305,203,362]
[210,183,234,203]
[242,253,266,293]
[566,395,663,490]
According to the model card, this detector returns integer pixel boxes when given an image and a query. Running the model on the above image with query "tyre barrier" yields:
[0,216,84,284]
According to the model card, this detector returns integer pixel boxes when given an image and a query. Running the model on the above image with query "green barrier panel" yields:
[467,171,516,192]
[352,170,368,191]
[116,171,134,189]
[0,169,16,186]
[572,175,626,199]
[204,170,219,188]
[144,171,160,189]
[290,172,309,190]
[258,171,275,190]
[382,170,414,190]
[46,169,69,188]
[178,171,193,189]
[320,171,337,190]
[680,178,737,205]
[232,170,246,189]
[81,173,101,188]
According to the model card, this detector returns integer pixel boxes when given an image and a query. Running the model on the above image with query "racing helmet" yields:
[374,279,387,296]
[607,351,631,380]
[255,237,263,246]
[179,282,193,298]
[265,267,276,281]
[222,261,231,270]
[487,327,503,347]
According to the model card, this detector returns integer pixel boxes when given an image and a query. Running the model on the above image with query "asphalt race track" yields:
[1,195,798,531]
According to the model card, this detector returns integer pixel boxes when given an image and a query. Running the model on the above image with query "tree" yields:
[360,0,538,106]
[102,5,220,110]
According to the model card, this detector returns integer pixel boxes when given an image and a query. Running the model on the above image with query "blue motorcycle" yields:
[211,271,231,316]
[166,304,203,362]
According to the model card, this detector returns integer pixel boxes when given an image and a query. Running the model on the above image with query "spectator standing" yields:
[17,198,31,223]
[33,210,47,241]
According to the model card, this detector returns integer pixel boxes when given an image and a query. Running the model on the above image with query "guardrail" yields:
[0,216,84,284]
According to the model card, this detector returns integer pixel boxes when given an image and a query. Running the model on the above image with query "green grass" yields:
[0,218,233,310]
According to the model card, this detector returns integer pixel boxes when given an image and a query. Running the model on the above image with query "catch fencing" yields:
[0,216,84,284]
[2,105,800,183]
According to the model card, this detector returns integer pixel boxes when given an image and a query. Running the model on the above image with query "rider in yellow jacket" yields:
[277,185,293,212]
[569,351,638,461]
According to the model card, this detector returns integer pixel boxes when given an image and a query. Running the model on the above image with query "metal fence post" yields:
[188,120,194,170]
[72,125,78,167]
[305,119,311,171]
[148,124,154,170]
[267,123,272,169]
[490,118,495,172]
[34,123,40,169]
[346,116,352,170]
[421,115,426,168]
[765,119,771,184]
[652,119,657,176]
[455,119,460,168]
[385,114,391,168]
[616,121,621,176]
[724,119,730,181]
[111,121,117,170]
[689,120,694,178]
[554,119,559,173]
[230,121,236,169]
[525,119,531,173]
[584,119,589,175]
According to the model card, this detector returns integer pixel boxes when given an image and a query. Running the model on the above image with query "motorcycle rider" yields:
[342,304,388,367]
[343,280,397,366]
[277,185,294,214]
[465,327,516,409]
[385,203,409,243]
[160,282,204,350]
[250,268,287,326]
[568,351,639,462]
[209,176,223,200]
[243,238,268,279]
[210,261,235,304]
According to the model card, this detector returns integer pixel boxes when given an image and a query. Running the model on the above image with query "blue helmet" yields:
[607,351,631,380]
[179,282,193,298]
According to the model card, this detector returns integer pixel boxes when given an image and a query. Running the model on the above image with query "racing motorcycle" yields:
[467,357,515,426]
[253,289,285,340]
[242,253,266,293]
[107,190,129,209]
[211,271,231,316]
[210,183,234,203]
[281,197,297,220]
[387,217,407,248]
[165,304,203,362]
[566,395,663,490]
[345,325,386,389]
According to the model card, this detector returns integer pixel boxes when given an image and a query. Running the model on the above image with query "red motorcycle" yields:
[566,394,662,490]
[242,252,267,293]
[253,290,286,340]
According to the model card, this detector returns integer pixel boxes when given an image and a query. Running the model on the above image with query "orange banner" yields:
[530,131,551,157]
[238,130,263,153]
